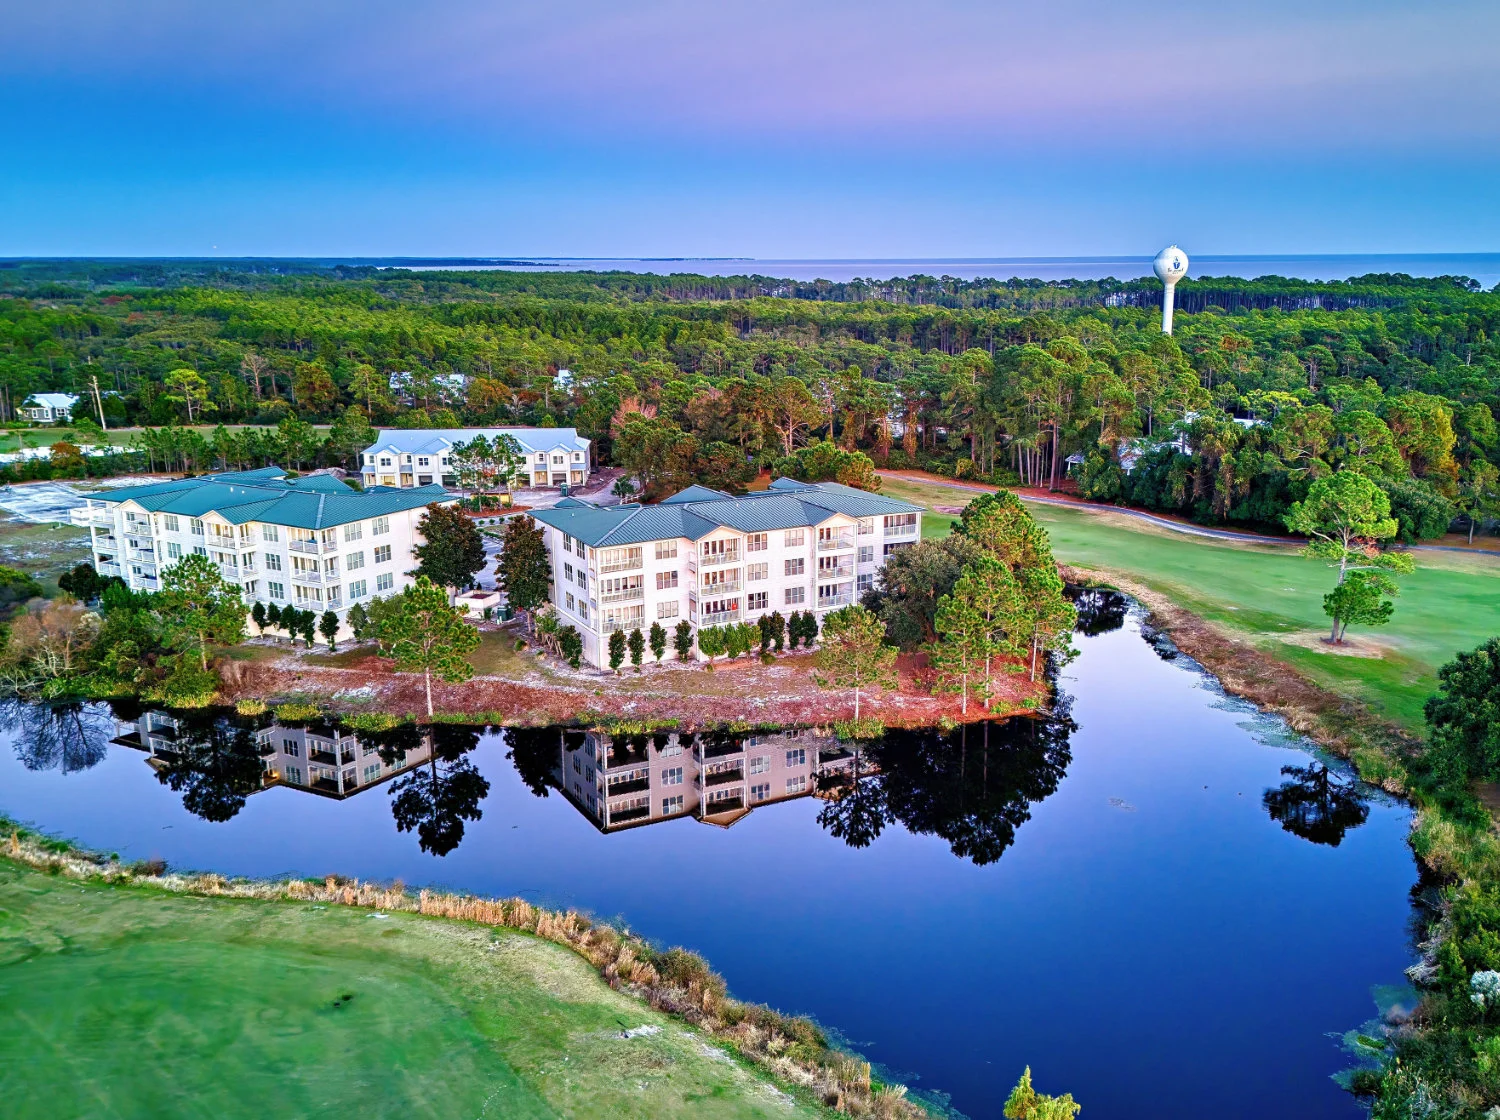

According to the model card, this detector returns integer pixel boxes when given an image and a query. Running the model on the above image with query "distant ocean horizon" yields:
[398,253,1500,288]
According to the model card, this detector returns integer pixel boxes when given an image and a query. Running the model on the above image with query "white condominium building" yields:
[530,478,923,669]
[69,467,452,623]
[360,427,592,490]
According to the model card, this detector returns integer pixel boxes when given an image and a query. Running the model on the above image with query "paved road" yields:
[879,471,1498,560]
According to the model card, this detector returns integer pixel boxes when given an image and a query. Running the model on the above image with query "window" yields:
[747,591,768,611]
[858,545,874,564]
[655,540,677,560]
[786,748,806,767]
[784,558,805,577]
[857,573,874,593]
[662,767,683,786]
[242,580,258,597]
[417,456,429,467]
[282,739,300,757]
[883,513,918,532]
[565,593,575,610]
[784,586,805,605]
[373,516,390,535]
[374,545,392,563]
[344,523,363,541]
[578,601,588,620]
[260,524,279,542]
[349,579,367,599]
[346,551,364,570]
[747,562,768,581]
[163,514,179,532]
[884,542,913,557]
[193,545,207,557]
[749,755,770,775]
[751,783,770,802]
[659,740,683,757]
[657,601,679,619]
[655,570,678,590]
[190,518,205,536]
[166,542,182,559]
[564,563,575,581]
[784,529,804,547]
[264,553,282,571]
[379,457,392,467]
[376,572,394,592]
[786,775,807,794]
[268,582,285,600]
[661,795,684,815]
[285,766,303,786]
[858,517,874,535]
[746,532,768,552]
[576,572,587,591]
[363,764,381,782]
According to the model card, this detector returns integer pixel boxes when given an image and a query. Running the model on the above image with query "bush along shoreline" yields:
[0,819,936,1119]
[1063,566,1500,1117]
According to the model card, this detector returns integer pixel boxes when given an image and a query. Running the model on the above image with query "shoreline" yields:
[0,822,929,1119]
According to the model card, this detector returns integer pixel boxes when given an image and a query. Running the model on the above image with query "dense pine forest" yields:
[2,258,1497,537]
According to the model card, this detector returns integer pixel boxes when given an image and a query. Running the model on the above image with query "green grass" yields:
[0,424,334,454]
[0,515,91,593]
[0,862,820,1120]
[882,476,1500,733]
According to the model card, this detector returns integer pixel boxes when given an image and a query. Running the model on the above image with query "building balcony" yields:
[70,506,112,527]
[323,597,343,611]
[600,586,644,604]
[96,561,122,577]
[125,534,154,550]
[290,569,326,584]
[93,533,119,548]
[699,609,740,627]
[700,737,744,759]
[310,747,355,766]
[603,615,645,634]
[289,538,338,555]
[128,549,158,565]
[136,576,160,590]
[884,522,919,538]
[608,803,651,824]
[703,795,744,815]
[599,557,642,574]
[699,577,741,595]
[817,535,855,552]
[702,766,744,787]
[816,564,854,582]
[606,775,651,796]
[817,593,854,610]
[699,548,740,568]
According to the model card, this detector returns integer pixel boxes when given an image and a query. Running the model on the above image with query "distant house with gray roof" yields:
[20,393,79,423]
[529,478,921,668]
[360,427,592,490]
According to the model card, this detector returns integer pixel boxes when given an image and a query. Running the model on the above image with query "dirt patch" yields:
[1276,630,1389,659]
[217,634,1045,729]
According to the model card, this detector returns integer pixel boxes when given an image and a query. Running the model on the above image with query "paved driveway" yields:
[0,481,90,524]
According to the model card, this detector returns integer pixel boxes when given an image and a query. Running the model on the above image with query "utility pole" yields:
[90,370,108,431]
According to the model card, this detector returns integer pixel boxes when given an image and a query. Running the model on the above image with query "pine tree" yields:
[371,576,481,717]
[608,629,627,673]
[251,600,267,635]
[673,620,694,661]
[319,610,339,651]
[155,552,246,671]
[412,502,487,602]
[497,514,550,631]
[627,627,645,668]
[649,621,667,663]
[813,605,897,721]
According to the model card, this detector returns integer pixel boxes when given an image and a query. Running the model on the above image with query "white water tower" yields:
[1153,245,1189,334]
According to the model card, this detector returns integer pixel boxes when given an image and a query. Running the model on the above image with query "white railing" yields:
[94,533,119,548]
[700,609,741,626]
[884,522,918,538]
[71,506,111,527]
[600,556,642,574]
[97,562,122,576]
[603,615,645,634]
[816,564,854,582]
[700,547,740,567]
[699,577,741,595]
[290,569,325,584]
[323,597,343,611]
[817,594,854,610]
[601,587,644,604]
[817,535,854,552]
[129,549,157,565]
[290,538,337,554]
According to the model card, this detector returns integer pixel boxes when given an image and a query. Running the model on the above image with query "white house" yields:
[360,428,592,491]
[69,466,453,625]
[21,393,79,423]
[529,478,922,669]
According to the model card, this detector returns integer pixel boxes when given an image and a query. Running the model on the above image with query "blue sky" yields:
[2,0,1496,257]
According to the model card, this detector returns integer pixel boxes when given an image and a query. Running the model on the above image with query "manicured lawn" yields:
[880,475,1500,734]
[0,862,820,1120]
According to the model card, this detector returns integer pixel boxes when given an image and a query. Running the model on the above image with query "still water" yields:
[0,602,1417,1119]
[399,253,1500,289]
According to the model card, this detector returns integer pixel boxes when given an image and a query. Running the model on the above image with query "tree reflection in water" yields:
[1262,763,1371,847]
[371,724,490,857]
[820,700,1076,866]
[1,699,114,775]
[1070,587,1129,636]
[150,712,265,823]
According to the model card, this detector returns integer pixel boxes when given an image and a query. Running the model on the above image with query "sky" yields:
[1,0,1497,258]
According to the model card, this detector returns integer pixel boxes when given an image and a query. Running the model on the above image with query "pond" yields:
[0,596,1418,1119]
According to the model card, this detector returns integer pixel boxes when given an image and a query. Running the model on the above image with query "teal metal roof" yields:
[660,484,729,504]
[531,479,921,548]
[93,470,449,530]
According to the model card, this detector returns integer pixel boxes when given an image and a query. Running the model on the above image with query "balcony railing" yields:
[703,795,744,814]
[289,538,338,554]
[71,506,113,527]
[703,766,744,787]
[817,535,854,552]
[94,533,119,548]
[129,548,157,564]
[323,597,343,611]
[699,609,740,627]
[290,569,326,584]
[700,547,740,567]
[817,593,854,610]
[97,561,122,577]
[609,803,651,823]
[603,615,645,634]
[606,775,651,795]
[599,553,643,574]
[884,522,919,538]
[816,564,854,582]
[600,586,644,604]
[699,577,741,595]
[310,748,355,766]
[125,534,154,550]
